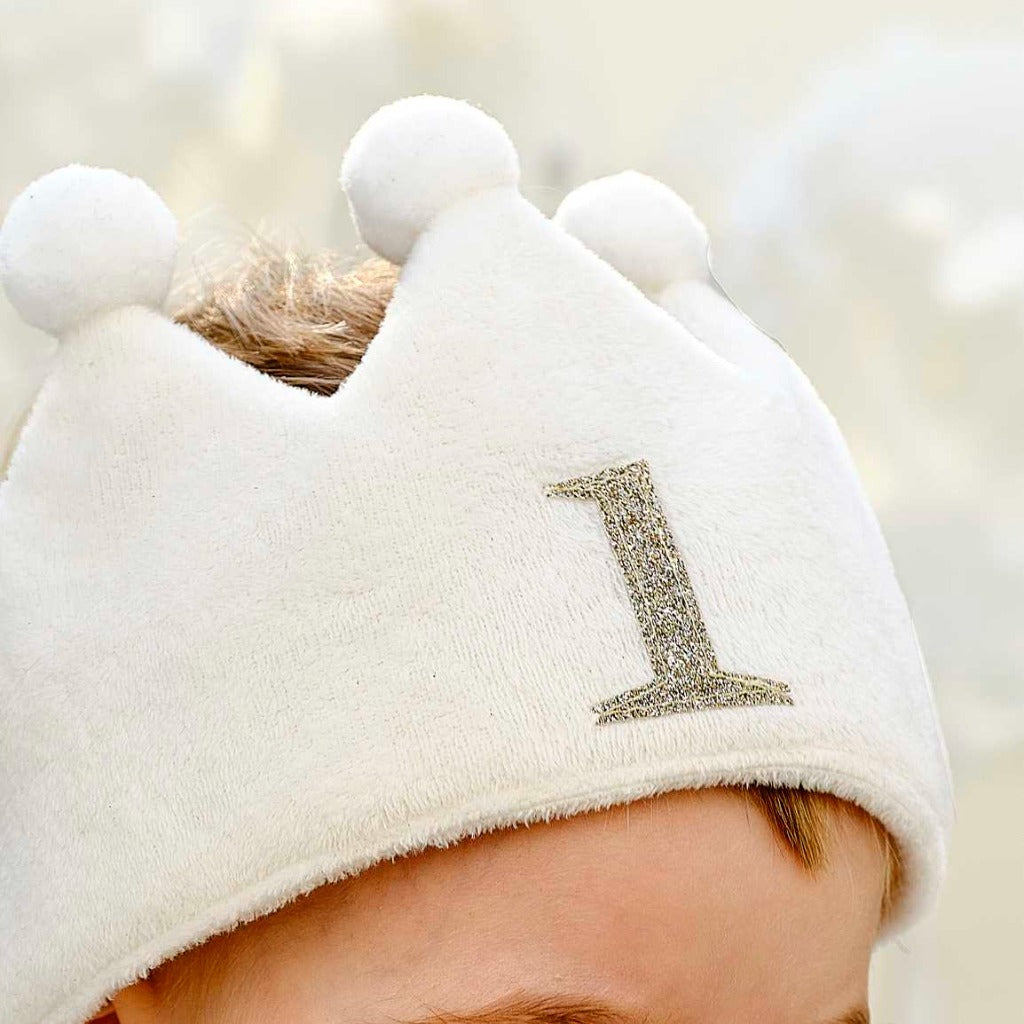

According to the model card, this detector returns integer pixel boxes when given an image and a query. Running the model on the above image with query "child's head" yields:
[98,247,898,1024]
[115,787,887,1024]
[0,98,951,1024]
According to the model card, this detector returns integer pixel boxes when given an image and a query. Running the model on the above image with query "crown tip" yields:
[0,165,178,337]
[555,170,710,296]
[340,95,520,265]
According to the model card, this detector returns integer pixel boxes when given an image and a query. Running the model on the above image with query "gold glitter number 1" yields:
[546,459,794,724]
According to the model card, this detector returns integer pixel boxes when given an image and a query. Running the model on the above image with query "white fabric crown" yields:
[0,96,953,1024]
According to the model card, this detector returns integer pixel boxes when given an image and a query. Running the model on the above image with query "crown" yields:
[0,96,953,1024]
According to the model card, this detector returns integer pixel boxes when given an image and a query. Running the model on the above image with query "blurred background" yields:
[1,2,1021,1020]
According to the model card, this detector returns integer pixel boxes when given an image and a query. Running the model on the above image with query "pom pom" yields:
[340,95,520,265]
[0,165,177,337]
[554,171,710,296]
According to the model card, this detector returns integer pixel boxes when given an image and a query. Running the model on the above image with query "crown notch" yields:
[0,164,177,338]
[555,170,711,296]
[340,95,520,265]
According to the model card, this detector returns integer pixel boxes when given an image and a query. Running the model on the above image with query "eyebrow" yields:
[389,991,870,1024]
[828,1011,870,1024]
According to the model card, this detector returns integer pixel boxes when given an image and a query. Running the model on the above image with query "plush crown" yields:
[0,96,953,1024]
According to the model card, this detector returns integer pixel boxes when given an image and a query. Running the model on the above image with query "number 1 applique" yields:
[546,459,794,724]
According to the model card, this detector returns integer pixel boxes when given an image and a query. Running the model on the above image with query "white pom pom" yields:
[554,171,710,296]
[340,96,520,265]
[0,165,177,337]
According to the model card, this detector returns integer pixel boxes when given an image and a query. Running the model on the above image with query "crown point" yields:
[340,95,520,265]
[555,171,710,296]
[0,165,178,337]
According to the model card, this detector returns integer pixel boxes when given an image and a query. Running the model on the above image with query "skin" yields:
[111,787,884,1024]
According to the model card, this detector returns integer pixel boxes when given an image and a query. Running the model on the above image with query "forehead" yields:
[218,788,883,1024]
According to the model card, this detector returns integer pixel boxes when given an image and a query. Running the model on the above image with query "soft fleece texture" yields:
[554,170,711,295]
[0,97,953,1024]
[0,164,176,336]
